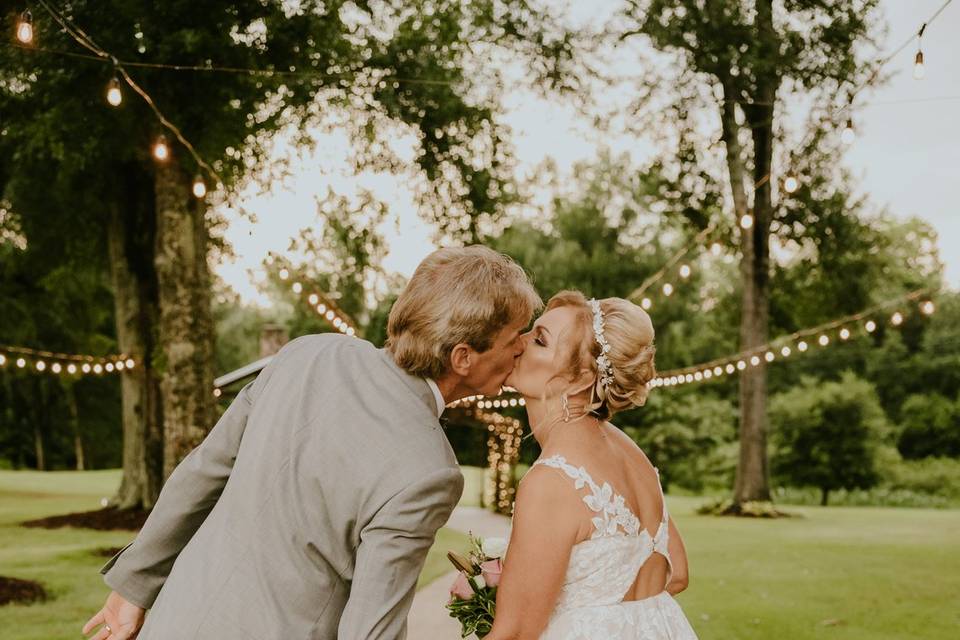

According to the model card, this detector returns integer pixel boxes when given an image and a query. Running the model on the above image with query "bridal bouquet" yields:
[445,534,507,639]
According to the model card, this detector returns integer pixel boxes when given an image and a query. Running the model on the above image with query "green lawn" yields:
[2,470,959,639]
[0,470,467,640]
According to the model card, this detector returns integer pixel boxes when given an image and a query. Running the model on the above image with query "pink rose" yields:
[480,559,502,588]
[449,571,475,601]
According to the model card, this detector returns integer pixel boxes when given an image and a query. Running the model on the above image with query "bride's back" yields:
[539,420,673,601]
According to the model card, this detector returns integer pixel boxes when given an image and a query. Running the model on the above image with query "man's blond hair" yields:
[386,246,542,379]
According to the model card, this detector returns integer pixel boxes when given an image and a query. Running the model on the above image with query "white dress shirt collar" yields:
[424,378,446,417]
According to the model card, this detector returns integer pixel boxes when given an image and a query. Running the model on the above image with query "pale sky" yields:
[216,0,960,306]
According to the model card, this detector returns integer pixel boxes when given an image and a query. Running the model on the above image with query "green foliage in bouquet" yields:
[446,534,504,639]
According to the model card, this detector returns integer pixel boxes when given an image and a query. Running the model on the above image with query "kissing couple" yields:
[84,245,697,640]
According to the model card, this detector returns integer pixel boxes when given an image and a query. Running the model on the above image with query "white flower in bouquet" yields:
[481,536,508,559]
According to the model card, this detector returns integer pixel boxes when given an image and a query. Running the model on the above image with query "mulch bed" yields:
[0,576,48,606]
[22,507,149,531]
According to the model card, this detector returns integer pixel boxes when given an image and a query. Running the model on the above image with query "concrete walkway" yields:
[408,506,511,639]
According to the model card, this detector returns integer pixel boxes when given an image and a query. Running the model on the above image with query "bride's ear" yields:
[567,369,596,397]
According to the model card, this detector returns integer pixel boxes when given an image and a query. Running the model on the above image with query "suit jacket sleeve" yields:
[338,465,464,640]
[100,378,257,609]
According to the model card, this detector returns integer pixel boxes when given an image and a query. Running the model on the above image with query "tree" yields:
[770,371,887,506]
[615,0,884,506]
[2,0,584,506]
[897,393,960,460]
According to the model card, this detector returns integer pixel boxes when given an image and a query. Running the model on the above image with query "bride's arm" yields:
[665,517,690,595]
[483,467,581,640]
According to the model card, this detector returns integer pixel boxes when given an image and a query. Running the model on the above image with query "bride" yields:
[483,291,698,640]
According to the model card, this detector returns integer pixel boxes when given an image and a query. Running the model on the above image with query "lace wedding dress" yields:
[530,455,698,640]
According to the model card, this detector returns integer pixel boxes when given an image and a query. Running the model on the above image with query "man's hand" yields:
[82,590,146,640]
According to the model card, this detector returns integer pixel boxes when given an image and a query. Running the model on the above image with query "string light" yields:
[278,268,289,280]
[740,214,754,229]
[0,345,135,377]
[679,264,692,279]
[641,298,652,310]
[914,50,925,80]
[152,135,169,161]
[16,10,33,45]
[651,291,937,389]
[841,119,855,145]
[662,283,674,296]
[783,176,799,193]
[106,76,122,106]
[192,175,206,198]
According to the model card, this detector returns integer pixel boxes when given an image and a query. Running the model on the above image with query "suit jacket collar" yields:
[378,348,443,419]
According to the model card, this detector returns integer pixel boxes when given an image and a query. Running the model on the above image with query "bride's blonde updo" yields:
[546,290,656,420]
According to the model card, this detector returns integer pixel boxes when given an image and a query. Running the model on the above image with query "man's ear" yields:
[449,343,473,377]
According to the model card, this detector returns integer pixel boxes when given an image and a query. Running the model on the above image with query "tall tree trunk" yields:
[63,380,85,471]
[727,0,779,506]
[720,75,774,506]
[154,161,215,479]
[33,378,46,471]
[108,166,164,509]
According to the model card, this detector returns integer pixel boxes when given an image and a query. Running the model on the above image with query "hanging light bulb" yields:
[662,283,674,296]
[0,355,6,366]
[51,363,62,374]
[124,358,135,369]
[308,294,319,306]
[710,243,722,256]
[891,311,904,326]
[291,282,303,294]
[725,363,736,374]
[16,357,26,368]
[913,49,925,80]
[840,328,851,340]
[317,304,327,314]
[106,76,123,106]
[740,214,754,229]
[764,351,775,362]
[192,175,207,198]
[641,298,652,310]
[798,340,809,352]
[278,268,289,280]
[841,119,855,145]
[16,10,33,44]
[67,363,77,374]
[921,300,935,315]
[783,176,799,194]
[152,135,170,161]
[781,346,792,357]
[679,264,692,279]
[865,320,877,333]
[818,335,830,346]
[750,355,761,366]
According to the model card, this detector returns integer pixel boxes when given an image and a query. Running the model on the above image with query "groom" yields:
[83,245,541,640]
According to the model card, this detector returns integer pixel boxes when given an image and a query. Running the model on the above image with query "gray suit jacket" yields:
[102,334,464,639]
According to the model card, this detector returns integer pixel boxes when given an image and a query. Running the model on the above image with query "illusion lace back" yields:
[530,455,698,640]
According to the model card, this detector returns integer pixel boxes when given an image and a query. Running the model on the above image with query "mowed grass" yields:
[1,470,959,639]
[669,495,960,639]
[0,470,467,640]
